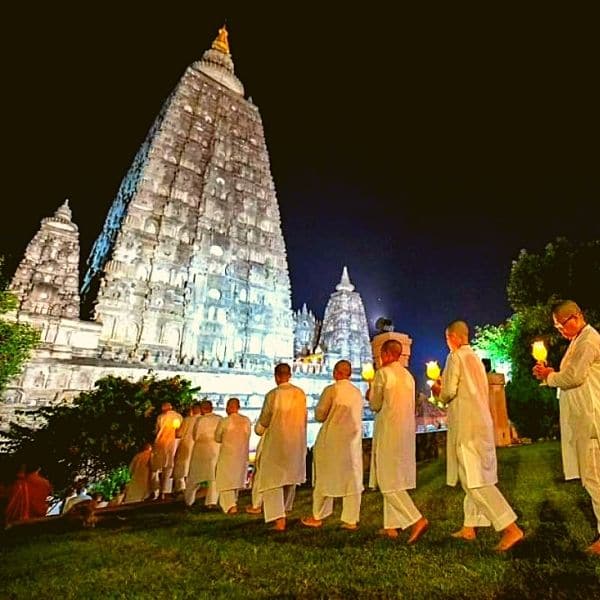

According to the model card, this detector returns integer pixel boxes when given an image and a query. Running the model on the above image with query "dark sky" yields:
[2,4,598,389]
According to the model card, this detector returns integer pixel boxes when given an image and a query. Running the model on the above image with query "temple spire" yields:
[336,266,355,292]
[211,24,230,55]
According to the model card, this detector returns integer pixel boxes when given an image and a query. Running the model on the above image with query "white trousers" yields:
[251,482,263,509]
[458,458,516,531]
[382,491,422,530]
[579,438,600,534]
[184,480,218,507]
[218,489,239,513]
[262,485,296,523]
[313,491,361,525]
[174,477,186,493]
[151,468,173,494]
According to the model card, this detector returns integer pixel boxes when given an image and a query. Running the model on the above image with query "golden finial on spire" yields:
[211,24,230,55]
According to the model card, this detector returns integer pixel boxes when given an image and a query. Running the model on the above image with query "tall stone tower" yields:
[320,266,372,369]
[293,303,320,357]
[81,26,294,368]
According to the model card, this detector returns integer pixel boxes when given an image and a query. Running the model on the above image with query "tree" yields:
[3,374,199,490]
[0,257,40,395]
[502,238,600,439]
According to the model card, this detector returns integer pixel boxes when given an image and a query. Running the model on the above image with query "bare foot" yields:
[495,523,524,552]
[245,506,262,515]
[340,522,358,530]
[407,517,429,545]
[300,516,323,528]
[585,539,600,555]
[377,528,399,539]
[271,517,286,532]
[227,506,238,515]
[451,526,476,541]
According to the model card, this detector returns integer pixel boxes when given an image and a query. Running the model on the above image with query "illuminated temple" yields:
[2,27,415,441]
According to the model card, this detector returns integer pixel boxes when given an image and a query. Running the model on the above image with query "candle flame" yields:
[361,362,375,381]
[172,418,181,429]
[532,341,547,363]
[426,361,441,380]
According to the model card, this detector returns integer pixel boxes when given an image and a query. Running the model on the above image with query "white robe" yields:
[124,448,152,503]
[173,414,201,481]
[368,361,416,492]
[547,324,600,479]
[440,345,498,488]
[313,379,364,497]
[187,413,223,484]
[151,409,183,471]
[254,382,307,493]
[215,413,252,492]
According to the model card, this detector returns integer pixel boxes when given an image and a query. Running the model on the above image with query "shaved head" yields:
[226,397,240,414]
[381,340,403,360]
[446,320,469,339]
[274,362,291,384]
[551,300,581,318]
[333,360,352,380]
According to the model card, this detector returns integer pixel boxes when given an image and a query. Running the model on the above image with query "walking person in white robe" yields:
[432,320,524,552]
[532,300,600,555]
[254,362,307,531]
[214,398,251,514]
[301,360,364,530]
[173,402,202,494]
[185,399,222,507]
[368,339,429,542]
[151,402,183,499]
[124,442,153,503]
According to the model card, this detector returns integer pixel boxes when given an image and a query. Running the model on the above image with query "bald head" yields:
[200,399,213,414]
[551,300,581,318]
[445,320,469,350]
[226,397,240,415]
[333,360,352,380]
[274,362,291,384]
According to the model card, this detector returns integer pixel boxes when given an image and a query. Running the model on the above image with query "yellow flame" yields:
[426,360,441,380]
[361,362,375,381]
[532,341,547,363]
[172,418,181,429]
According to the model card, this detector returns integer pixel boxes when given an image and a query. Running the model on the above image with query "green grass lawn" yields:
[1,441,599,599]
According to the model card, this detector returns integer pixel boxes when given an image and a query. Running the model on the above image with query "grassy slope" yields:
[1,441,599,599]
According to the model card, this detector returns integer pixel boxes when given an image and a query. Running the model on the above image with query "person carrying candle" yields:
[532,300,600,555]
[432,320,524,552]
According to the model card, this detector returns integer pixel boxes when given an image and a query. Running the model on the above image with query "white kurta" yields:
[313,379,364,497]
[440,345,498,488]
[547,324,600,479]
[254,382,307,493]
[173,414,201,481]
[187,413,223,484]
[124,448,152,503]
[215,413,252,492]
[369,361,416,492]
[151,409,183,471]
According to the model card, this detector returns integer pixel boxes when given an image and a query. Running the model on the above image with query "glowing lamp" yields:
[425,361,441,381]
[361,362,375,382]
[532,341,547,364]
[172,418,181,429]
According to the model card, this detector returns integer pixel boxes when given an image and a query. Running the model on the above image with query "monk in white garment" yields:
[173,402,202,493]
[245,427,265,515]
[368,339,429,542]
[151,402,183,499]
[255,363,307,531]
[214,398,252,514]
[124,442,153,503]
[433,320,524,552]
[301,360,364,530]
[533,300,600,555]
[185,400,222,507]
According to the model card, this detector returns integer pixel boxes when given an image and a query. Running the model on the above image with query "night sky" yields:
[2,4,598,389]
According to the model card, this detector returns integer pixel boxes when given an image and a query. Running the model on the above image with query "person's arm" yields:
[439,352,460,404]
[214,418,225,443]
[257,391,273,431]
[368,370,385,413]
[547,340,599,390]
[314,386,333,422]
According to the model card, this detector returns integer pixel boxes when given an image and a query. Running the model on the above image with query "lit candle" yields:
[361,362,375,382]
[532,341,547,364]
[425,361,441,381]
[172,418,181,429]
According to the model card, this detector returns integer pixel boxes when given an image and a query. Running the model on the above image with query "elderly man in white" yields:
[214,397,252,514]
[254,362,307,531]
[368,339,429,542]
[184,399,223,508]
[433,320,524,552]
[172,402,202,494]
[533,300,600,555]
[151,402,183,499]
[301,359,364,530]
